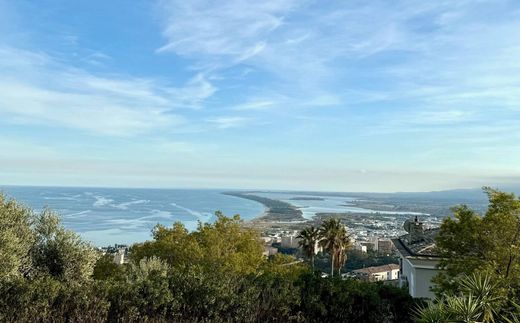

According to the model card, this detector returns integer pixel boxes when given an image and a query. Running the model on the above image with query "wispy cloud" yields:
[0,47,217,136]
[232,99,277,111]
[207,116,248,129]
[156,0,520,116]
[156,0,295,61]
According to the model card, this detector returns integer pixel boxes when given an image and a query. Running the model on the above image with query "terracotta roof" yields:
[353,264,399,275]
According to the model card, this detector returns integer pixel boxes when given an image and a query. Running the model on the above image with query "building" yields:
[262,246,279,257]
[113,250,126,265]
[359,241,376,252]
[377,239,394,254]
[392,217,441,299]
[354,243,368,253]
[369,236,379,251]
[353,264,400,282]
[281,235,300,249]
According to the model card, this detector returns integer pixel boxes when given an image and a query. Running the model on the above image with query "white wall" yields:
[400,257,440,299]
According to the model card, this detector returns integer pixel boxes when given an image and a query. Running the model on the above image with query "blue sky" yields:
[1,0,520,192]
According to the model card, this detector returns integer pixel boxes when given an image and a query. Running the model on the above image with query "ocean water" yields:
[253,192,426,219]
[0,186,265,246]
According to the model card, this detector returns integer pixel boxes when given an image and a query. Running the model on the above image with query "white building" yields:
[262,246,279,257]
[281,235,300,248]
[113,250,126,265]
[353,264,400,282]
[354,243,367,253]
[392,218,441,299]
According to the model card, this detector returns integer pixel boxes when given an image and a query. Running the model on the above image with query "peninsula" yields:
[223,192,305,222]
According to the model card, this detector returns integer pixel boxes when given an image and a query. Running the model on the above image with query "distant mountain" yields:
[352,185,520,204]
[259,185,520,204]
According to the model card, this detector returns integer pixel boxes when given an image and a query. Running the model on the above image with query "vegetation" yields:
[223,192,304,221]
[414,272,520,322]
[0,194,415,322]
[414,187,520,322]
[4,187,520,321]
[318,218,352,277]
[297,226,320,269]
[433,188,520,294]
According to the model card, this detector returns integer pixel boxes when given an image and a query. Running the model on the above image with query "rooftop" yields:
[392,228,441,258]
[353,263,400,275]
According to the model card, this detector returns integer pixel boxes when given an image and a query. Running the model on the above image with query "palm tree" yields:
[319,218,351,277]
[414,272,514,323]
[297,226,320,270]
[334,230,352,276]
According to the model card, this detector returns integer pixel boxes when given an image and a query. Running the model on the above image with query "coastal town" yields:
[100,191,446,297]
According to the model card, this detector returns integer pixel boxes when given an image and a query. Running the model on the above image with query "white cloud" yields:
[155,0,520,120]
[232,100,277,111]
[156,0,295,61]
[207,116,248,129]
[0,47,218,136]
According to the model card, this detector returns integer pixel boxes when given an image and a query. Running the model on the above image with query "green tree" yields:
[92,253,124,281]
[434,188,520,294]
[319,218,352,277]
[415,272,516,323]
[0,194,34,281]
[297,226,320,269]
[131,211,264,275]
[31,209,99,281]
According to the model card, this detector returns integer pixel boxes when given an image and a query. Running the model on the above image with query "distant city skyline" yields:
[1,0,520,192]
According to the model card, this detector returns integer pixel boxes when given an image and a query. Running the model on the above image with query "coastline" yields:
[222,192,306,222]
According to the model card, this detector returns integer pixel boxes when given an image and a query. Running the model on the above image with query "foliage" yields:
[298,273,415,322]
[92,253,124,281]
[130,211,264,275]
[31,209,99,281]
[415,272,518,323]
[0,194,35,281]
[297,226,320,269]
[0,198,417,322]
[433,188,520,295]
[319,218,352,276]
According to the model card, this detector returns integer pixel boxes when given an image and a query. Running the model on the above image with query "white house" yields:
[353,263,400,282]
[392,217,441,299]
[113,250,126,265]
[281,235,300,248]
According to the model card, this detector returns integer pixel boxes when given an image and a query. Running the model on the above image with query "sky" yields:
[1,0,520,192]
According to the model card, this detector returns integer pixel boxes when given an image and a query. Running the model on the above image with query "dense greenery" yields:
[5,188,520,322]
[318,218,352,277]
[298,218,353,276]
[414,188,520,322]
[297,226,320,269]
[415,272,520,322]
[0,195,415,322]
[433,188,520,294]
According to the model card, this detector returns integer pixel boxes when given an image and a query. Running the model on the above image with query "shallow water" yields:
[1,186,265,246]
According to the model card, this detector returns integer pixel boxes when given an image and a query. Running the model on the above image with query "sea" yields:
[1,186,427,246]
[252,192,425,219]
[0,186,265,246]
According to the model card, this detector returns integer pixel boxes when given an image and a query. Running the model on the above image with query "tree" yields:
[414,272,516,323]
[31,209,99,282]
[0,194,34,281]
[334,229,352,275]
[92,253,124,281]
[131,211,264,275]
[481,188,520,280]
[319,218,352,277]
[297,226,320,269]
[433,188,520,294]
